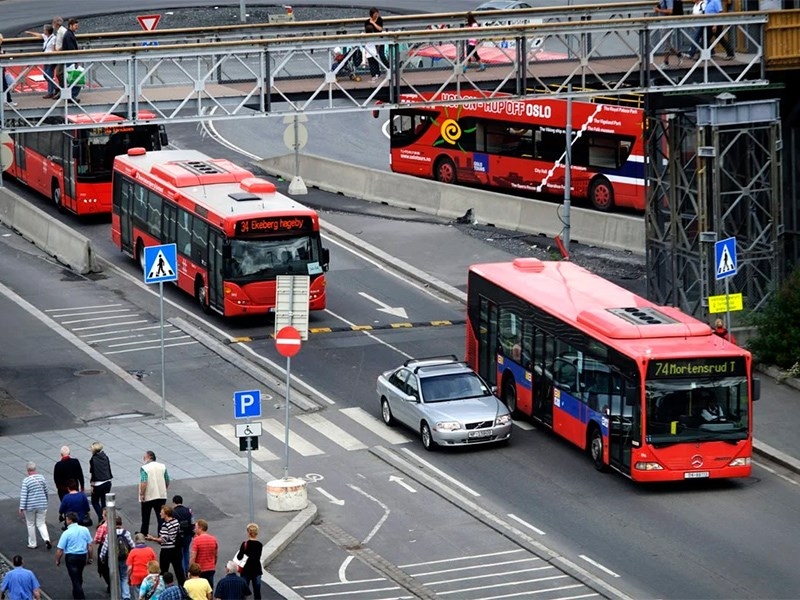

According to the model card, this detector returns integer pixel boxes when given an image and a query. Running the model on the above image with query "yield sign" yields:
[275,326,302,358]
[137,14,161,31]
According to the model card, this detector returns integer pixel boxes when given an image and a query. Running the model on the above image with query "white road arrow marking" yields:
[389,475,417,493]
[316,487,345,505]
[358,292,408,319]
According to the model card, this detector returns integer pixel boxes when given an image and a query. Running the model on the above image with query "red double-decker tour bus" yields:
[389,91,646,212]
[5,113,166,215]
[467,258,759,482]
[111,148,330,317]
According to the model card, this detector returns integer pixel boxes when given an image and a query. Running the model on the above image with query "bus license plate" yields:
[469,430,493,438]
[684,471,710,479]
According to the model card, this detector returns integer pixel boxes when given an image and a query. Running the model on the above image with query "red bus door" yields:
[207,231,225,312]
[63,134,78,211]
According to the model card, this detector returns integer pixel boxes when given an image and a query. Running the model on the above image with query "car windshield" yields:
[420,372,491,403]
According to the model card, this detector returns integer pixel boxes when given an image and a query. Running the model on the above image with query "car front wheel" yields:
[421,422,436,451]
[381,398,394,426]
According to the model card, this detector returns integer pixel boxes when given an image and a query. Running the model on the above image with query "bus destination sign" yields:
[647,356,746,379]
[236,216,312,237]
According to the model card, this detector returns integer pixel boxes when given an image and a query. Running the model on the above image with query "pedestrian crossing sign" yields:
[714,237,737,281]
[143,244,178,284]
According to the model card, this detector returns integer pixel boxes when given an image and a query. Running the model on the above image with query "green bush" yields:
[747,267,800,368]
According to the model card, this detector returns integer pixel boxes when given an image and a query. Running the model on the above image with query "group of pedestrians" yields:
[12,445,265,600]
[655,0,735,67]
[19,15,82,103]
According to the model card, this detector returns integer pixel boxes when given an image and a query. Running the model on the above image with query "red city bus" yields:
[5,113,166,215]
[467,258,759,482]
[389,90,646,212]
[111,148,330,317]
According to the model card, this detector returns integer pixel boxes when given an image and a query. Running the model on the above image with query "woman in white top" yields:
[25,24,57,98]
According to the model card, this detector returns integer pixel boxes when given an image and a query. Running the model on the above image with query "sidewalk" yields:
[317,214,800,477]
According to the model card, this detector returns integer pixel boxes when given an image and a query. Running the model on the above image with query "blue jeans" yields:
[119,561,131,600]
[65,553,88,599]
[243,574,262,600]
[91,481,112,521]
[44,64,57,96]
[180,538,192,574]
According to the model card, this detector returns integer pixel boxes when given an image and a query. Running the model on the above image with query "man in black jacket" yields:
[171,495,194,576]
[61,18,81,101]
[54,446,84,502]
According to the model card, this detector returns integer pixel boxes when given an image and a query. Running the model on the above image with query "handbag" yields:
[232,541,248,573]
[66,64,86,86]
[79,513,93,527]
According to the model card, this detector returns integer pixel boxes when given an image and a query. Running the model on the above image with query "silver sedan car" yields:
[377,355,512,450]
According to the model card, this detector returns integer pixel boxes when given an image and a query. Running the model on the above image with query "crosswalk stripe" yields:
[296,413,368,451]
[210,424,279,461]
[340,407,411,445]
[261,418,324,456]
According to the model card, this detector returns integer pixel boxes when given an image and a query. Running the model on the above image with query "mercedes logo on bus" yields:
[691,455,705,468]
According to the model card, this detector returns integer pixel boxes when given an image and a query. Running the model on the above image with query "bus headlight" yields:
[728,457,751,467]
[634,462,664,471]
[436,421,462,431]
[495,414,511,426]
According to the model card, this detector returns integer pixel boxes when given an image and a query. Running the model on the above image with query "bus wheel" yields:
[52,182,64,212]
[434,157,457,184]
[589,177,614,212]
[420,421,436,451]
[195,278,211,314]
[502,377,520,418]
[589,426,607,471]
[136,240,146,272]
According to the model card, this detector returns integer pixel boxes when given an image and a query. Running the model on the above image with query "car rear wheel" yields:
[421,422,436,451]
[381,398,394,426]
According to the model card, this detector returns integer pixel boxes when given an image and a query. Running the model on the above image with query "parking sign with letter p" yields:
[234,389,261,419]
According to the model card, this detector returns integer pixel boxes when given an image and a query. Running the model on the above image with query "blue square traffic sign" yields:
[144,244,178,284]
[714,237,737,281]
[234,389,261,419]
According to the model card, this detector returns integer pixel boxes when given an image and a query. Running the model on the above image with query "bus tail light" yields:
[634,462,664,471]
[728,457,750,467]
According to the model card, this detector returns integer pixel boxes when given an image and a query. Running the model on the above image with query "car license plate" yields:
[684,471,710,479]
[469,429,493,438]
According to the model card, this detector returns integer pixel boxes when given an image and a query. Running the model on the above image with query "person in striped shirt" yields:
[146,505,185,585]
[19,462,52,550]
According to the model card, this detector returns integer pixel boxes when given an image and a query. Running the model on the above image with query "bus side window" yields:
[177,210,192,256]
[192,218,208,266]
[162,202,177,245]
[146,192,162,237]
[133,186,147,223]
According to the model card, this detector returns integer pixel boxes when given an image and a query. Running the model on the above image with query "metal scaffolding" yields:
[646,95,783,322]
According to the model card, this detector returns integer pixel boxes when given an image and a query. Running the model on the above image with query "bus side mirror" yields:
[321,247,330,270]
[752,377,760,402]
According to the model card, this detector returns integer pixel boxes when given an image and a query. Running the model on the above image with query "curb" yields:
[754,365,800,474]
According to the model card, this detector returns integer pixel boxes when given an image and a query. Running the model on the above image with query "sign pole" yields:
[159,280,166,420]
[284,356,291,479]
[246,433,254,523]
[106,493,120,600]
[724,277,731,337]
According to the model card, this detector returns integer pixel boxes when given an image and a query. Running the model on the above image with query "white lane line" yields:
[104,341,198,355]
[410,557,543,577]
[426,566,558,587]
[507,513,547,535]
[72,319,150,331]
[297,413,368,451]
[107,335,192,348]
[261,418,324,456]
[210,424,279,461]
[340,407,410,445]
[578,555,620,578]
[753,461,800,486]
[434,575,572,595]
[46,303,123,312]
[61,314,141,325]
[50,308,132,318]
[399,549,524,568]
[324,307,413,359]
[400,447,481,497]
[80,325,162,338]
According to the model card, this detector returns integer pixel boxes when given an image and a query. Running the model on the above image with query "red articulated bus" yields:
[111,148,330,317]
[5,113,166,215]
[389,90,646,212]
[467,258,759,482]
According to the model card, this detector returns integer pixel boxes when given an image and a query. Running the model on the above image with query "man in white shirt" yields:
[701,398,725,422]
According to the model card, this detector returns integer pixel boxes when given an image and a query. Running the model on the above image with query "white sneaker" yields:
[4,100,18,107]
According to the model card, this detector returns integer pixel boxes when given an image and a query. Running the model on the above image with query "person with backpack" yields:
[654,0,685,66]
[171,495,194,576]
[100,516,135,600]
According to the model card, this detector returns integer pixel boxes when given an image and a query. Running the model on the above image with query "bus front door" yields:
[608,386,634,472]
[207,231,224,312]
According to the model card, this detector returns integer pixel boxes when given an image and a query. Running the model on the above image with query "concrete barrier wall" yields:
[257,154,646,255]
[0,187,100,274]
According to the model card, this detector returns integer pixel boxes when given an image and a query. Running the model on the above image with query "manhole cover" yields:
[74,369,104,376]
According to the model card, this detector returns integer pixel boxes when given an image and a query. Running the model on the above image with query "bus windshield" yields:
[645,377,749,445]
[226,236,323,280]
[77,126,162,180]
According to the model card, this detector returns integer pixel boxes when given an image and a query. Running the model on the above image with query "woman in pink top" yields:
[94,509,110,592]
[463,13,486,72]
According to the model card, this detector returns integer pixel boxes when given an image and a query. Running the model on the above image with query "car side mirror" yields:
[402,392,418,403]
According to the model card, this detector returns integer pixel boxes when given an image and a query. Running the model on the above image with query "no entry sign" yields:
[275,326,302,357]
